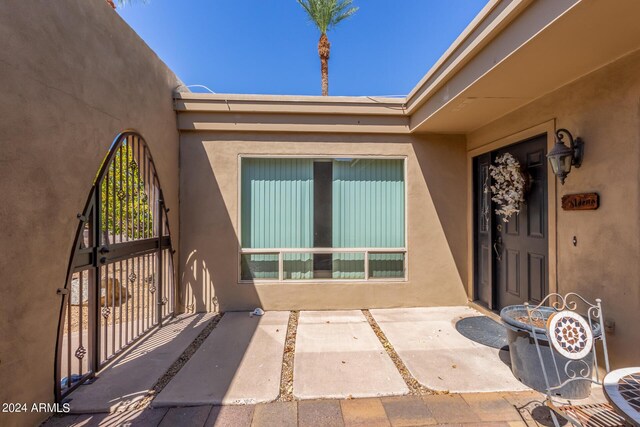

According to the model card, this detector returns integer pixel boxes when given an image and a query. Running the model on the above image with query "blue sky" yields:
[117,0,489,96]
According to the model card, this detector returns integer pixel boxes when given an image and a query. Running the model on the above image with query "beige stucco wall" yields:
[179,132,468,312]
[0,1,181,426]
[468,49,640,367]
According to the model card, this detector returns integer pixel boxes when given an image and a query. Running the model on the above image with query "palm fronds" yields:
[115,0,149,7]
[296,0,358,34]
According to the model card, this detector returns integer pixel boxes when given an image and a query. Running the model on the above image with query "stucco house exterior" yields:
[177,0,640,367]
[1,0,640,425]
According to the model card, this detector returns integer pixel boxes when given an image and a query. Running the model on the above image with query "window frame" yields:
[237,154,408,284]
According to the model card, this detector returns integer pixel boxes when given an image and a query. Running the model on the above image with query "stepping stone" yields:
[370,307,529,393]
[294,310,408,399]
[154,311,289,406]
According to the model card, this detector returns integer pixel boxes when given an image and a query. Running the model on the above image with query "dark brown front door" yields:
[474,135,548,310]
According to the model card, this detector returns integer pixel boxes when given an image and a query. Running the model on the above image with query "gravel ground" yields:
[362,309,439,396]
[277,311,299,402]
[64,264,170,334]
[64,281,159,333]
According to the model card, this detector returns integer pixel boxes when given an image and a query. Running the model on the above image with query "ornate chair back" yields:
[524,292,610,400]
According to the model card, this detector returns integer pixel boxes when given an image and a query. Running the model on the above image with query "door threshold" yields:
[468,300,502,324]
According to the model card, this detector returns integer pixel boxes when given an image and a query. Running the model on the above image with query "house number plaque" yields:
[561,193,599,211]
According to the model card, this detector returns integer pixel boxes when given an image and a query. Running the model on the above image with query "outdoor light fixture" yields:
[547,128,584,184]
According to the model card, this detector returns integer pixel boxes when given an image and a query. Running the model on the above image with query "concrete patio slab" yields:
[293,310,408,399]
[67,313,216,413]
[370,307,529,393]
[154,311,289,406]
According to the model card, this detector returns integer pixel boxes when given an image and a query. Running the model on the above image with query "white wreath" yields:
[488,153,526,222]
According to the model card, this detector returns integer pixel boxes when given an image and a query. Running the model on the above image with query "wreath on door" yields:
[487,153,527,222]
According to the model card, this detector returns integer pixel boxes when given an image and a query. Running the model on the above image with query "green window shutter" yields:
[332,159,405,279]
[241,158,314,249]
[332,159,405,248]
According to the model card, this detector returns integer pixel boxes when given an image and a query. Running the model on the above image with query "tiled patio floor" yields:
[44,391,552,426]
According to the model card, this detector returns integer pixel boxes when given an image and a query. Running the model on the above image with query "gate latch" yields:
[57,288,69,296]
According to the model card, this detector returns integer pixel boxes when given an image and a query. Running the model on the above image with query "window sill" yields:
[238,278,408,285]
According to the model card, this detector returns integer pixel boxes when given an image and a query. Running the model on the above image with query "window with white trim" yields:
[240,157,406,281]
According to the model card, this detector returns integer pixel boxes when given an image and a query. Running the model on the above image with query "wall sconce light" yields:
[547,128,584,184]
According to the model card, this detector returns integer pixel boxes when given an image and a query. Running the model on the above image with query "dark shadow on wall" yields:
[179,137,261,314]
[412,135,469,288]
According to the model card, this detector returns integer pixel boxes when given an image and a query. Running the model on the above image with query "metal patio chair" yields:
[523,293,628,427]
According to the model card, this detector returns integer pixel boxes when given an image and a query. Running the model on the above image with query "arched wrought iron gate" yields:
[55,131,175,402]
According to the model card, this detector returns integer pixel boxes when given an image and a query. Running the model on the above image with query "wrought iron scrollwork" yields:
[564,359,591,380]
[75,346,87,360]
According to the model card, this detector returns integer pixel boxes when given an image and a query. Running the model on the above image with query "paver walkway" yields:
[44,391,553,426]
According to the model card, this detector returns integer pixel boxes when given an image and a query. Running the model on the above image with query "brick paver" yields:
[381,395,437,426]
[42,393,544,427]
[423,394,482,424]
[341,398,391,427]
[502,390,547,427]
[252,401,297,427]
[206,405,255,427]
[462,392,522,422]
[298,399,344,427]
[122,408,171,426]
[159,406,213,427]
[61,409,170,426]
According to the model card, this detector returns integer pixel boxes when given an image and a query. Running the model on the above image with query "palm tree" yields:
[107,0,147,9]
[296,0,358,96]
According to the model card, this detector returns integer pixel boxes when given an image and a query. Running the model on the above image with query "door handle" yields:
[493,241,503,261]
